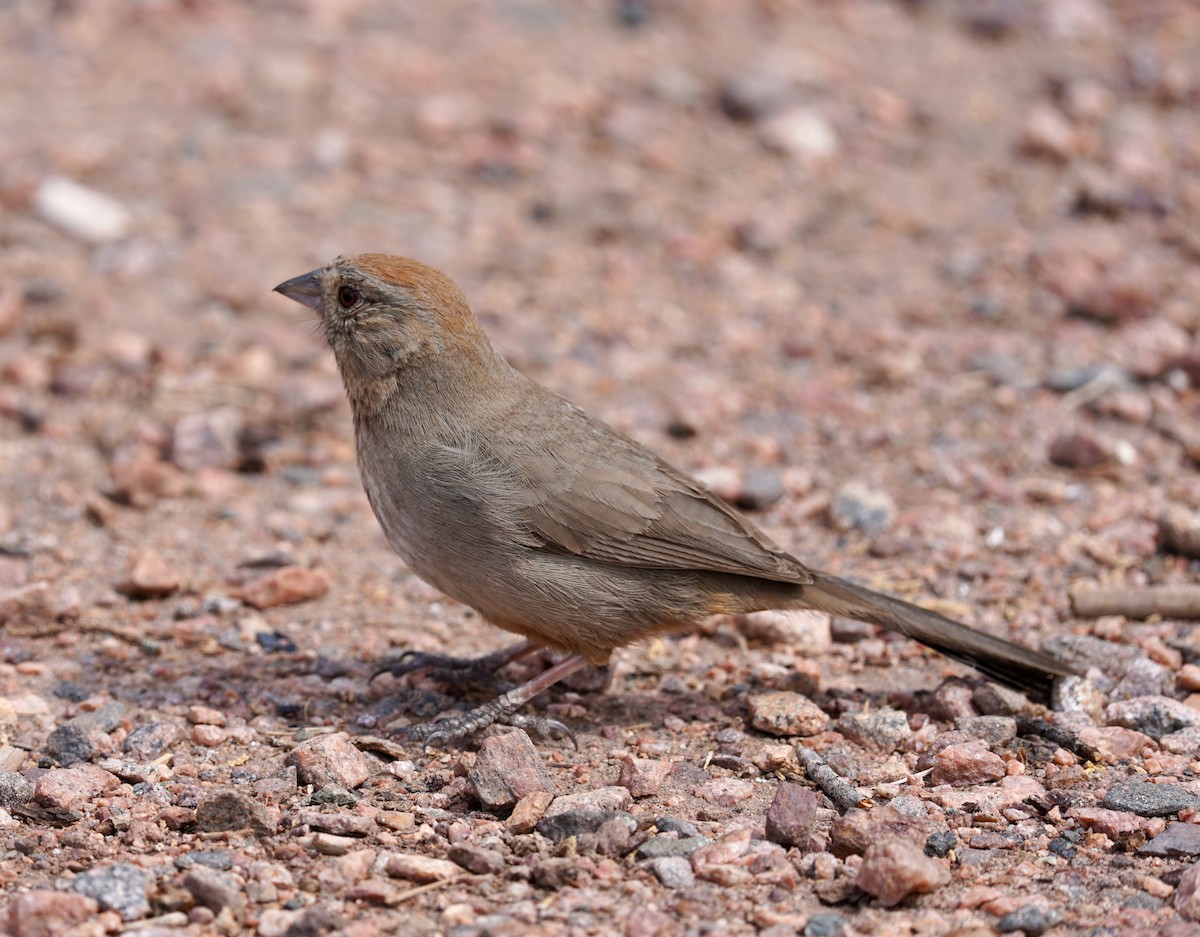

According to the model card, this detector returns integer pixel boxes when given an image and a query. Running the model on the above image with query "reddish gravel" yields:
[2,2,1200,935]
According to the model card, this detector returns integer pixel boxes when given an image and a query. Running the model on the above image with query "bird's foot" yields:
[388,652,591,749]
[371,640,537,692]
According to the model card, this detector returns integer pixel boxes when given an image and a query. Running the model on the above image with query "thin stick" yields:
[388,875,471,906]
[795,744,871,813]
[1069,584,1200,619]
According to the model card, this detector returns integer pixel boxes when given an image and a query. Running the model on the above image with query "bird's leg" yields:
[371,639,540,692]
[395,652,590,747]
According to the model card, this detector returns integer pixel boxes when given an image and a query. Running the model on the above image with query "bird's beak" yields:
[273,269,323,312]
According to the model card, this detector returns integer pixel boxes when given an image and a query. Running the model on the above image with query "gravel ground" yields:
[3,1,1200,935]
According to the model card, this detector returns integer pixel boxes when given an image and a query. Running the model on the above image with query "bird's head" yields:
[274,254,497,395]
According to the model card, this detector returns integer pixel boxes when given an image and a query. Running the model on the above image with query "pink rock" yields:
[507,790,555,834]
[1176,860,1200,921]
[469,730,553,810]
[1021,103,1077,161]
[693,778,754,807]
[5,891,99,937]
[544,785,632,817]
[1078,726,1155,762]
[187,704,227,726]
[747,691,827,737]
[830,805,928,858]
[929,740,1006,787]
[0,582,54,628]
[624,906,684,937]
[120,550,180,599]
[618,756,671,798]
[192,724,226,747]
[691,828,753,886]
[765,782,819,848]
[34,764,120,811]
[241,566,331,609]
[856,837,950,907]
[385,852,464,883]
[289,732,371,789]
[1069,806,1151,839]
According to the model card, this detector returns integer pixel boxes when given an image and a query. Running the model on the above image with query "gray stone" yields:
[1139,822,1200,858]
[1103,781,1199,817]
[536,808,635,844]
[646,855,694,889]
[67,864,152,922]
[996,905,1060,935]
[0,771,34,808]
[637,834,710,859]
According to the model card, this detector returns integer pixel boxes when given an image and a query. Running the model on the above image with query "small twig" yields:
[388,875,471,906]
[795,744,871,813]
[1069,584,1200,620]
[1016,714,1103,764]
[6,617,162,654]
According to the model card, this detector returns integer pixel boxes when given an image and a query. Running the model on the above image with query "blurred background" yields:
[2,0,1200,685]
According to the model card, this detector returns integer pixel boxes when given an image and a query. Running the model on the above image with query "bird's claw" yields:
[370,650,497,687]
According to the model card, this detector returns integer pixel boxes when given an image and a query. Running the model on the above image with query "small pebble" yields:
[447,843,506,875]
[241,566,331,610]
[618,756,671,798]
[384,853,464,883]
[804,913,847,937]
[996,905,1060,935]
[693,778,754,807]
[506,790,554,834]
[182,865,244,915]
[1048,430,1113,469]
[1106,696,1199,740]
[34,176,131,243]
[924,830,957,858]
[829,482,896,534]
[647,855,694,889]
[35,765,119,812]
[120,551,181,599]
[543,785,632,816]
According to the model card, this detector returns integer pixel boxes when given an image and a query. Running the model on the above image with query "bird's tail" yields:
[801,572,1074,704]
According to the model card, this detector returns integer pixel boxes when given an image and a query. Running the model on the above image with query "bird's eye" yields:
[337,286,360,308]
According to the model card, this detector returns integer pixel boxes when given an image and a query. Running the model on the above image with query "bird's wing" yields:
[499,403,813,585]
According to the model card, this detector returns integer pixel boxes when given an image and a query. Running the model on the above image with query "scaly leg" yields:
[394,652,590,747]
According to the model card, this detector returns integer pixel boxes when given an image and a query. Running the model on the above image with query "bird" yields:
[274,254,1073,743]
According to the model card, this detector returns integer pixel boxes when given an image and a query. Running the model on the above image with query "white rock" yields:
[34,176,131,244]
[758,107,838,167]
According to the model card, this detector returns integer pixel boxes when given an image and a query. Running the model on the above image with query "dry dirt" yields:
[3,1,1200,935]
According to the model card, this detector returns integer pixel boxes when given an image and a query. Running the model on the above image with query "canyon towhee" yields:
[275,254,1072,743]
